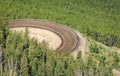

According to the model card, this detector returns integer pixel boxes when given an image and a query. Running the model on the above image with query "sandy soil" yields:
[9,20,120,76]
[11,27,88,59]
[11,27,62,51]
[71,30,88,59]
[9,20,79,54]
[112,69,120,76]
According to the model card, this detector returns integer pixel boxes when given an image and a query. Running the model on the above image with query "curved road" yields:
[8,20,80,54]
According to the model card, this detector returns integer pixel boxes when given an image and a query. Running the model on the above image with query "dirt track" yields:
[8,20,80,54]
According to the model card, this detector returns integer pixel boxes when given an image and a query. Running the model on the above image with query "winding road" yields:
[8,20,80,54]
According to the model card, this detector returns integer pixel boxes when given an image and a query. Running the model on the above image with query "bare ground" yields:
[8,20,80,54]
[8,20,120,76]
[11,27,62,51]
[71,30,88,59]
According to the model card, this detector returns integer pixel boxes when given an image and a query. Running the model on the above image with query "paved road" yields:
[8,20,80,54]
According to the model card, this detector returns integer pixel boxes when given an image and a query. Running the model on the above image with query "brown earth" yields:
[8,20,80,54]
[7,20,120,76]
[11,27,62,51]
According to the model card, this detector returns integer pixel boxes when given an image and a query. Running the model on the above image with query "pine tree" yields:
[76,51,84,75]
[20,52,29,76]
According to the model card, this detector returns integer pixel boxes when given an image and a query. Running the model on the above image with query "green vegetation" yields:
[0,20,120,76]
[0,0,120,48]
[0,0,120,76]
[0,21,77,76]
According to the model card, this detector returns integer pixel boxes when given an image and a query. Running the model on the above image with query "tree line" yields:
[1,0,120,48]
[0,20,120,76]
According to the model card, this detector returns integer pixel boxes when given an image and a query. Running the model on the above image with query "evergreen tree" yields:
[20,52,29,76]
[76,51,84,75]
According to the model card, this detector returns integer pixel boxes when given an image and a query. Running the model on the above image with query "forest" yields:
[0,20,120,76]
[0,0,120,76]
[0,0,120,48]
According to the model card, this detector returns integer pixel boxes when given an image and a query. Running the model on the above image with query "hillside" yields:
[0,0,120,76]
[1,0,120,48]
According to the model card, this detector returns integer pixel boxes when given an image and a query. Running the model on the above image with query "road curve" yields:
[8,20,80,54]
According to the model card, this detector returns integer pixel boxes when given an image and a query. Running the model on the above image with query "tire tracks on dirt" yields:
[8,20,80,54]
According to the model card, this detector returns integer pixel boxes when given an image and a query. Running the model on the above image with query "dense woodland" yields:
[0,0,120,48]
[0,0,120,76]
[0,20,120,76]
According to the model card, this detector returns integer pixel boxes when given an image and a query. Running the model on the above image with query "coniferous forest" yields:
[0,0,120,76]
[1,0,120,48]
[0,20,120,76]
